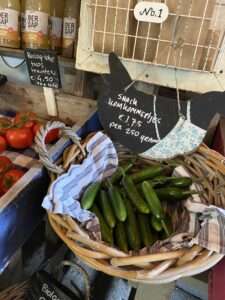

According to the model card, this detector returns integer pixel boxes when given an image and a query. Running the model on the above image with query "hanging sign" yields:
[98,53,225,155]
[25,49,61,89]
[98,53,179,154]
[134,2,169,23]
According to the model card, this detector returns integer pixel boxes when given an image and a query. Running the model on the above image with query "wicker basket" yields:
[36,122,225,284]
[0,282,28,300]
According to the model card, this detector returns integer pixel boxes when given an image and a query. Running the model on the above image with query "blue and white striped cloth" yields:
[42,132,118,222]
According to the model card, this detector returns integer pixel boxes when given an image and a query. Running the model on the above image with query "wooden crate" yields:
[0,84,97,273]
[76,0,225,93]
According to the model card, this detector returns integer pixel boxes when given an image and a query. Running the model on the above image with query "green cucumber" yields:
[91,205,113,245]
[115,222,129,253]
[81,182,101,210]
[99,190,116,229]
[131,165,164,183]
[122,176,150,214]
[142,181,164,219]
[142,181,170,237]
[156,187,197,202]
[108,186,127,222]
[151,215,163,232]
[122,191,141,251]
[168,177,192,189]
[110,162,134,184]
[138,214,155,247]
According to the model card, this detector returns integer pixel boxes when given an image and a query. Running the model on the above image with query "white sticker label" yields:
[0,9,19,30]
[50,16,63,38]
[134,2,169,24]
[24,10,49,35]
[63,17,76,39]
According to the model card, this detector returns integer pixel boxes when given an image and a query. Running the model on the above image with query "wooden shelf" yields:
[0,47,75,68]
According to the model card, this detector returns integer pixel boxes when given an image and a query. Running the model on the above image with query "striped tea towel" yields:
[187,204,225,254]
[42,132,118,222]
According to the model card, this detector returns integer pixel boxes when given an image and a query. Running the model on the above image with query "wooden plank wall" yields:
[0,82,97,126]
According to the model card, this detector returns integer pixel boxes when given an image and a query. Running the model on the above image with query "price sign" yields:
[134,2,169,23]
[98,88,179,154]
[97,53,180,153]
[98,53,225,155]
[25,49,61,89]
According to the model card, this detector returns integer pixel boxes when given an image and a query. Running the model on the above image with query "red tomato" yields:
[0,156,12,173]
[24,120,36,130]
[32,123,42,136]
[6,128,33,149]
[0,136,7,153]
[14,112,37,129]
[1,169,25,193]
[33,123,59,144]
[45,128,59,144]
[0,117,12,135]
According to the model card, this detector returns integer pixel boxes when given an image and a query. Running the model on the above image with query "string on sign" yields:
[0,56,26,69]
[153,94,161,142]
[170,0,186,118]
[214,73,225,91]
[112,0,119,52]
[202,0,221,71]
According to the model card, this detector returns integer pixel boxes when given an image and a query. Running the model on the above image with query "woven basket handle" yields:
[35,121,85,175]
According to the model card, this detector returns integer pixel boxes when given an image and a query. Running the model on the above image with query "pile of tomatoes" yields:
[0,112,59,153]
[0,156,25,196]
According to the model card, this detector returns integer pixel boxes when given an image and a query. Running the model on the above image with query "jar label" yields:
[0,9,19,31]
[24,10,49,35]
[0,9,20,47]
[63,17,76,40]
[50,16,63,39]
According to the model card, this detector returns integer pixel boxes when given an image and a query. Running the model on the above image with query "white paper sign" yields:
[134,2,169,24]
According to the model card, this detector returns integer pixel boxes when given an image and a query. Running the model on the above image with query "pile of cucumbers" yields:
[81,162,193,252]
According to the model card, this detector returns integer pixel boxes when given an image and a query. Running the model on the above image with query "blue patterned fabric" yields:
[170,288,200,300]
[42,132,118,222]
[141,116,206,160]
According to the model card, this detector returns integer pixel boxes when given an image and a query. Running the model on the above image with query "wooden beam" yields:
[43,87,58,117]
[0,82,97,125]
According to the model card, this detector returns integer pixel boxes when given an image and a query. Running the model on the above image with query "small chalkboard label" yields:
[134,2,169,23]
[25,49,61,89]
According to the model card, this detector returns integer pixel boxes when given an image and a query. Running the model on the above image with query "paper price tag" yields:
[25,49,61,89]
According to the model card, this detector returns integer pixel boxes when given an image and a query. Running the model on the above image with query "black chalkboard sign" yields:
[98,53,225,154]
[25,49,61,89]
[98,53,179,154]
